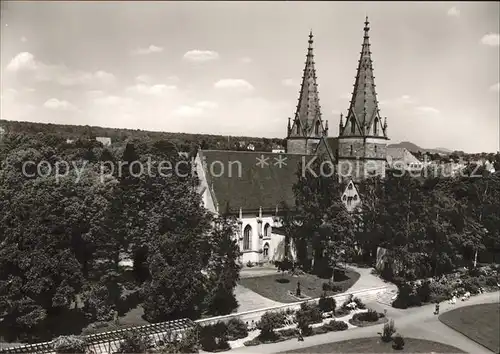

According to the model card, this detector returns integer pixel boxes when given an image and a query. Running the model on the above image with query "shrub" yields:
[53,335,86,354]
[353,297,366,309]
[257,311,286,338]
[158,328,199,353]
[246,261,254,268]
[393,333,405,350]
[485,275,498,287]
[461,277,481,294]
[416,280,431,303]
[322,282,331,292]
[116,330,153,353]
[358,309,379,322]
[313,326,328,335]
[322,320,348,332]
[380,319,396,342]
[295,302,323,327]
[318,294,336,313]
[199,322,229,352]
[341,294,354,310]
[392,283,421,308]
[226,318,248,341]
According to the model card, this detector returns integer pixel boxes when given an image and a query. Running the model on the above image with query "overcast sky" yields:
[1,1,499,152]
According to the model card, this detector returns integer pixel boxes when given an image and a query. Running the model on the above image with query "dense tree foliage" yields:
[0,119,286,153]
[0,131,240,342]
[289,155,500,282]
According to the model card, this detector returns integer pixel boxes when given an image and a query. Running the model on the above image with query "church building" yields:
[195,18,393,264]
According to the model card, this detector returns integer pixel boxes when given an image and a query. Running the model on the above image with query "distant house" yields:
[95,137,112,146]
[247,143,255,151]
[272,148,285,153]
[386,147,423,172]
[0,126,5,140]
[66,138,75,144]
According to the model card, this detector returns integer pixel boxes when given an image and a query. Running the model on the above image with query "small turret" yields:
[339,113,344,133]
[324,120,329,136]
[287,117,291,136]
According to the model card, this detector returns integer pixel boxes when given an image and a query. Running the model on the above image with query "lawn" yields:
[280,337,465,353]
[238,269,360,303]
[439,303,500,353]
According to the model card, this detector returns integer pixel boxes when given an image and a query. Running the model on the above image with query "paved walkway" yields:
[234,284,283,313]
[230,291,500,353]
[235,265,393,313]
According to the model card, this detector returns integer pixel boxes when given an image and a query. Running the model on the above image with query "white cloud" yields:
[126,83,177,96]
[379,95,415,106]
[214,79,254,91]
[172,101,218,118]
[20,36,28,43]
[415,106,440,115]
[6,52,37,71]
[480,33,500,46]
[6,52,116,87]
[447,7,460,17]
[173,105,205,118]
[132,45,164,55]
[43,98,77,111]
[136,75,152,84]
[489,82,500,92]
[183,50,219,62]
[282,78,298,87]
[240,57,252,64]
[195,101,218,109]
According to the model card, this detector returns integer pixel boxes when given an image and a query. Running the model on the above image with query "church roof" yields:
[198,150,316,213]
[386,147,421,165]
[288,31,326,138]
[340,17,387,139]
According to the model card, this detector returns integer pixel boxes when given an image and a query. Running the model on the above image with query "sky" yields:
[1,1,499,153]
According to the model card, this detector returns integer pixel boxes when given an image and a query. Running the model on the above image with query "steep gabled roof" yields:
[198,150,316,212]
[288,31,326,139]
[314,136,338,162]
[340,17,388,139]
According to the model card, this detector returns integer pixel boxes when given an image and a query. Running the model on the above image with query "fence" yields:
[0,318,196,354]
[0,286,390,354]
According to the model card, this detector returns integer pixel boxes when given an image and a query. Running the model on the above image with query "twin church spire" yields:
[286,18,389,157]
[287,31,327,140]
[339,17,388,138]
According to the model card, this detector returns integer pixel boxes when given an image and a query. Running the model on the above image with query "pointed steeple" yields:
[340,17,387,138]
[289,30,325,138]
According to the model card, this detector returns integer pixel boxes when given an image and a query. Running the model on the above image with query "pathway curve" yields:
[229,291,500,353]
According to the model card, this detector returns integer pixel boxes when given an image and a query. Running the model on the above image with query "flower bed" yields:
[349,309,388,327]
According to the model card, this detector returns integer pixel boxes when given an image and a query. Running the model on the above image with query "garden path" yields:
[229,291,499,354]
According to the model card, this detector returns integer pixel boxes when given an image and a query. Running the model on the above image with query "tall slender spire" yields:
[340,17,387,138]
[289,30,325,138]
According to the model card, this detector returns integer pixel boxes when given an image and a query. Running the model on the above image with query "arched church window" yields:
[348,183,353,190]
[264,223,271,237]
[296,123,300,135]
[350,145,353,156]
[374,146,377,154]
[353,194,358,201]
[263,243,269,258]
[351,118,356,134]
[374,118,379,135]
[315,120,320,135]
[342,195,347,201]
[243,225,252,250]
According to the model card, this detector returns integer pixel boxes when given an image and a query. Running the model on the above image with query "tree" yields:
[203,213,241,316]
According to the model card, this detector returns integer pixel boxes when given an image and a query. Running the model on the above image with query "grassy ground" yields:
[238,269,360,303]
[280,337,465,353]
[439,303,500,353]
